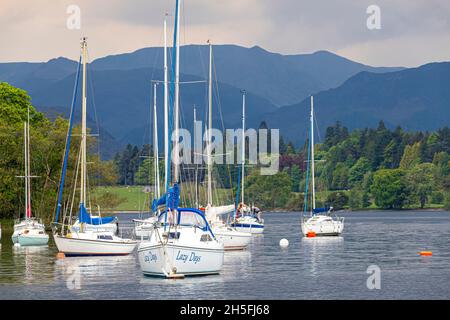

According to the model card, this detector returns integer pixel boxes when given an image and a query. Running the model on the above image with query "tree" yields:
[371,169,408,209]
[348,157,371,187]
[331,162,349,190]
[0,82,45,125]
[246,171,292,209]
[135,158,153,185]
[405,163,435,208]
[399,142,421,169]
[290,165,301,192]
[326,191,349,210]
[285,193,305,211]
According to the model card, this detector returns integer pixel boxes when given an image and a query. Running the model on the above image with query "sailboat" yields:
[137,0,224,278]
[202,41,251,250]
[230,91,265,234]
[52,37,137,256]
[12,115,49,246]
[133,18,169,240]
[301,96,344,236]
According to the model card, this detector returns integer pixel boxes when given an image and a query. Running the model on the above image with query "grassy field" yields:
[93,186,149,211]
[93,184,235,211]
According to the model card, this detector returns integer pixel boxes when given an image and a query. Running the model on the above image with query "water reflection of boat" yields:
[12,245,53,284]
[55,255,136,287]
[223,250,251,274]
[301,236,344,277]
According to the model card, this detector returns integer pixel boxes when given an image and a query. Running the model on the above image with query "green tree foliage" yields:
[290,165,301,192]
[285,193,304,211]
[326,191,349,210]
[371,169,408,209]
[331,162,349,190]
[0,83,125,222]
[246,171,292,209]
[114,144,150,185]
[348,157,371,187]
[405,163,435,208]
[399,142,421,169]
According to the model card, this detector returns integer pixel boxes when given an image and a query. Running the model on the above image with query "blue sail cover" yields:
[78,203,116,225]
[152,183,180,212]
[313,207,330,214]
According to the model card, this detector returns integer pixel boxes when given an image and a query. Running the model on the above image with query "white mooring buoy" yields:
[279,238,289,247]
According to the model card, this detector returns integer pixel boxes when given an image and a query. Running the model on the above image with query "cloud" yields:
[0,0,449,67]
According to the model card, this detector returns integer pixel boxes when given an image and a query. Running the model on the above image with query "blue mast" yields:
[54,56,81,223]
[163,0,180,228]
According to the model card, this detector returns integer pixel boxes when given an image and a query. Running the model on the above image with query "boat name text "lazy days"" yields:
[144,251,157,263]
[176,250,201,264]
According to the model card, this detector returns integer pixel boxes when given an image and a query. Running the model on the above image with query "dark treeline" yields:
[275,121,450,210]
[112,121,450,211]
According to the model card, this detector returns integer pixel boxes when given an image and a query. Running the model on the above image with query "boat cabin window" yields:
[159,211,207,229]
[97,235,113,240]
[200,234,212,242]
[168,232,180,239]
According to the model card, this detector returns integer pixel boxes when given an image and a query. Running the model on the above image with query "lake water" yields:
[1,210,450,299]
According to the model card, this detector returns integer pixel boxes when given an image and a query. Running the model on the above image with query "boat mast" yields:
[310,95,316,211]
[26,107,32,218]
[80,37,87,207]
[23,121,28,219]
[207,40,213,206]
[194,105,199,208]
[173,0,181,183]
[153,82,161,200]
[241,90,246,205]
[163,15,169,191]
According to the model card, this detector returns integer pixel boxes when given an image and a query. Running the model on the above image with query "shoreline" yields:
[110,207,449,214]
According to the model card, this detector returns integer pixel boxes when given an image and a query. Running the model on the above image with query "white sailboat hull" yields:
[231,216,264,234]
[133,217,158,239]
[138,241,224,277]
[18,232,49,246]
[213,227,251,250]
[53,234,137,256]
[12,219,47,245]
[301,215,344,236]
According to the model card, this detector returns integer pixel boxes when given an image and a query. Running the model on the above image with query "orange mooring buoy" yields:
[419,251,432,256]
[307,231,316,238]
[56,252,66,259]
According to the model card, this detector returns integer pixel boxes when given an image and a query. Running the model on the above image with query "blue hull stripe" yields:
[231,223,264,229]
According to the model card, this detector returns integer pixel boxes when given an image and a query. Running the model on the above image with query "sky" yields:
[1,0,450,67]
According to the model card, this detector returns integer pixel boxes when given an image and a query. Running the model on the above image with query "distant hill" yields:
[37,105,123,160]
[262,62,450,146]
[28,67,277,147]
[91,44,402,106]
[7,44,450,159]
